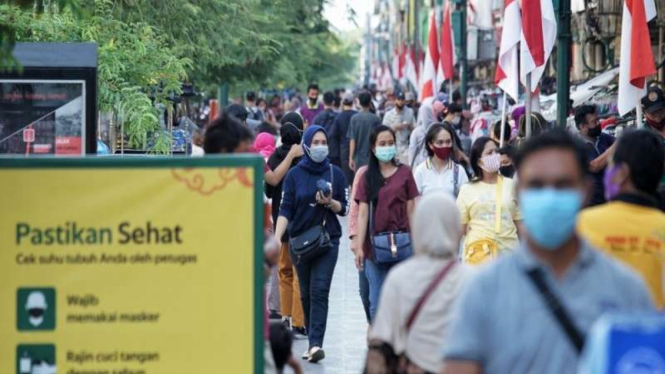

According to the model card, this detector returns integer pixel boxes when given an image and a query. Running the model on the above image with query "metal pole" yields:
[526,74,532,138]
[365,12,372,87]
[659,25,664,83]
[460,0,468,108]
[415,0,421,93]
[636,101,644,128]
[500,91,507,148]
[556,0,572,128]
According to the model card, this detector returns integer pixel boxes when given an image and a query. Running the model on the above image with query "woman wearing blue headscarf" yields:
[274,125,349,363]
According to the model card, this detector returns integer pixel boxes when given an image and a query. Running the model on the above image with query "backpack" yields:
[318,109,337,133]
[246,106,265,122]
[579,313,665,374]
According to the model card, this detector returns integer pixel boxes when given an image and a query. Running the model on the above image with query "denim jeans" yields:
[365,259,396,322]
[359,268,371,324]
[292,241,339,349]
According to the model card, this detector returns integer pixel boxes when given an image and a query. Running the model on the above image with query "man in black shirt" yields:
[334,93,358,185]
[313,91,340,166]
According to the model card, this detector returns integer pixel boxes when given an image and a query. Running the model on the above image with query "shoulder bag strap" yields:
[322,164,334,226]
[525,268,585,353]
[494,175,503,234]
[369,200,375,238]
[453,162,460,197]
[406,260,457,331]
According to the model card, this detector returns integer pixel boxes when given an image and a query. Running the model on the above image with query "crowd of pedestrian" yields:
[199,82,664,374]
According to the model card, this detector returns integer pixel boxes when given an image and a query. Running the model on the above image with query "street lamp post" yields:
[556,0,572,128]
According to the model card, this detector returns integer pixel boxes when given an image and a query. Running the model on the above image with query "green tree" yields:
[1,0,358,151]
[1,0,190,153]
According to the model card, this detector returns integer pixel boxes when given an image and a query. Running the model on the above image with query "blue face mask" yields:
[375,146,397,162]
[305,145,329,163]
[519,188,583,251]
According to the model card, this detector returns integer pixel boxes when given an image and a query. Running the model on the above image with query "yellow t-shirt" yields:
[456,177,521,252]
[577,201,665,309]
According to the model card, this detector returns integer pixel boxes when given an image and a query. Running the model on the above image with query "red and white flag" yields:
[618,0,657,115]
[520,0,557,92]
[420,11,440,100]
[438,0,456,87]
[392,47,401,80]
[494,0,521,101]
[405,45,418,90]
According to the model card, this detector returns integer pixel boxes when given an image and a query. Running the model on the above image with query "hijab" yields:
[412,192,461,257]
[267,112,303,172]
[298,125,330,174]
[254,132,276,159]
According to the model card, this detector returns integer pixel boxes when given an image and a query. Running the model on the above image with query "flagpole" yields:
[636,99,644,128]
[525,73,532,138]
[500,91,507,148]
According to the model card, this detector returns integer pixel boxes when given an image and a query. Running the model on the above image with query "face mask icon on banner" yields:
[26,291,48,327]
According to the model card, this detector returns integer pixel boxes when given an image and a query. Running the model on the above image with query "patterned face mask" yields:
[479,153,501,174]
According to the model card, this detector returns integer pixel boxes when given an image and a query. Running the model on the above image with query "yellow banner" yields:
[0,157,264,374]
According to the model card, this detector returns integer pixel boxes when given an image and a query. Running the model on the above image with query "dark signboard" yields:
[0,43,97,156]
[0,80,86,155]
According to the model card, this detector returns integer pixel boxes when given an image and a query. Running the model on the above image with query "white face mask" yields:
[29,315,44,327]
[306,145,329,163]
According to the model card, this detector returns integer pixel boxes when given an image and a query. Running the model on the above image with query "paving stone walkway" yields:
[285,217,368,373]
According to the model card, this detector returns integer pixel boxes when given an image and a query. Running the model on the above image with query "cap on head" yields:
[433,101,446,116]
[642,87,665,115]
[395,91,405,101]
[342,92,355,105]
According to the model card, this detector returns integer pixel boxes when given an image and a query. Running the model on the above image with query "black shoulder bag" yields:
[526,268,585,353]
[289,165,334,265]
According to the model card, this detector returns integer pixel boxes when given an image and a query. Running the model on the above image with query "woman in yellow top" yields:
[456,137,522,263]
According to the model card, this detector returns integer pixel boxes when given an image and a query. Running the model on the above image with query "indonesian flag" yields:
[392,47,401,80]
[400,44,407,79]
[618,0,657,116]
[380,62,394,91]
[420,11,440,100]
[438,0,457,85]
[520,0,557,92]
[405,45,418,90]
[494,0,521,101]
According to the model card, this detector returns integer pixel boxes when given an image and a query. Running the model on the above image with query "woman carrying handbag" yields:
[456,137,522,265]
[364,192,469,374]
[354,125,419,322]
[274,125,349,363]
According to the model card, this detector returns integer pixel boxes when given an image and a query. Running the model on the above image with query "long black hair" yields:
[425,122,460,159]
[365,125,398,203]
[469,136,498,183]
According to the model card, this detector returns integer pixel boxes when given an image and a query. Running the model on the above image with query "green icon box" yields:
[16,344,56,374]
[17,288,56,331]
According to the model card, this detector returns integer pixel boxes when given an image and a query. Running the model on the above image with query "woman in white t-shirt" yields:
[414,123,469,197]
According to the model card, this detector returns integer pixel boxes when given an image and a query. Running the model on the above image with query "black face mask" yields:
[308,97,318,106]
[587,125,601,138]
[499,165,515,178]
[28,308,44,318]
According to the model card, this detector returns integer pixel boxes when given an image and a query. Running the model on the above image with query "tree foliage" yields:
[0,0,358,152]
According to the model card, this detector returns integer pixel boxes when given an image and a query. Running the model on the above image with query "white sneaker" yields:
[301,349,310,360]
[308,347,325,363]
